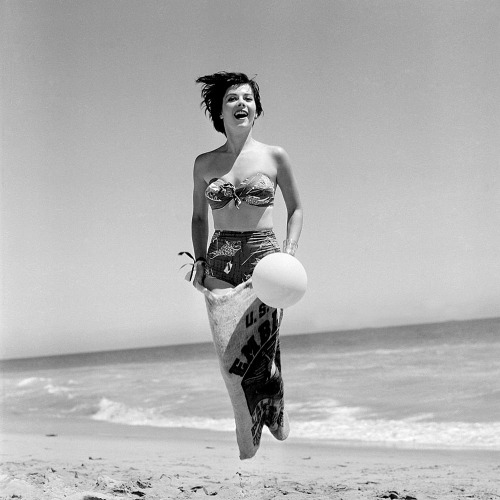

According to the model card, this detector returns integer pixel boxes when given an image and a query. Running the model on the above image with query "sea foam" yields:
[91,397,235,432]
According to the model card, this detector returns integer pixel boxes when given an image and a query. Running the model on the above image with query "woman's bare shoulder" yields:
[256,143,289,166]
[194,148,225,178]
[255,141,287,156]
[195,147,224,165]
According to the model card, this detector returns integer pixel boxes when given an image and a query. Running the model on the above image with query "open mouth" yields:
[234,110,248,119]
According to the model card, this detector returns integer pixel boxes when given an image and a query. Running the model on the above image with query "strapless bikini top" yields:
[205,172,275,210]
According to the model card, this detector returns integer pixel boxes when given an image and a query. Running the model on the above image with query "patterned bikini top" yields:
[205,172,275,210]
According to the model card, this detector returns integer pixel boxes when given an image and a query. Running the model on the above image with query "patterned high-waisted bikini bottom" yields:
[205,229,280,286]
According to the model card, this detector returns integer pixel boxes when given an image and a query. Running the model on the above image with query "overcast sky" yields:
[2,0,499,359]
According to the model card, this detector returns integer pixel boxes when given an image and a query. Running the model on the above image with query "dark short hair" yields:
[196,72,263,135]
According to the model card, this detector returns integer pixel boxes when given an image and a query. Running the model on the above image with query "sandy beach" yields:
[1,416,499,500]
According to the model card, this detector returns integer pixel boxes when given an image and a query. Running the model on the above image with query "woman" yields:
[189,72,303,459]
[191,71,302,291]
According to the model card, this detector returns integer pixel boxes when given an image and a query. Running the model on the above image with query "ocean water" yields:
[1,318,499,450]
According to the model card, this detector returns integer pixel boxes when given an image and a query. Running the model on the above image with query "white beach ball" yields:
[252,253,307,309]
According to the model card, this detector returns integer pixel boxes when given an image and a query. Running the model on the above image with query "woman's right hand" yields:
[192,261,206,288]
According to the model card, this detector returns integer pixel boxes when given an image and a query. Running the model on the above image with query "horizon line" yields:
[1,315,498,364]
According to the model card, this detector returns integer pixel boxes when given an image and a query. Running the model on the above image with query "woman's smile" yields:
[234,109,248,119]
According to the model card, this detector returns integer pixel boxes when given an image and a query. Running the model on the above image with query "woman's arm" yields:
[274,147,303,254]
[191,155,209,284]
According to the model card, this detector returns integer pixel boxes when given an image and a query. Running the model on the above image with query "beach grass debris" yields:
[135,479,152,489]
[379,491,417,500]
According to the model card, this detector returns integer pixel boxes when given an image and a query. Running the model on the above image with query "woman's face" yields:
[220,84,257,133]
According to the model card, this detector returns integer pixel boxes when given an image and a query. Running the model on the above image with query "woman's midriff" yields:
[211,204,274,232]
